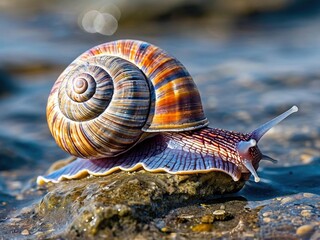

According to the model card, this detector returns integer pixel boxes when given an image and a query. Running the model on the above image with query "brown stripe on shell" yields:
[78,40,208,132]
[47,40,209,160]
[47,56,150,159]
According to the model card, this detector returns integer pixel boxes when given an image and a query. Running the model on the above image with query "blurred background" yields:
[0,0,319,192]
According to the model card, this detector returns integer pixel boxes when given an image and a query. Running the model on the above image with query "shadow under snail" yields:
[37,39,298,185]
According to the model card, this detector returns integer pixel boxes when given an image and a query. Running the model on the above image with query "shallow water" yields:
[0,3,320,238]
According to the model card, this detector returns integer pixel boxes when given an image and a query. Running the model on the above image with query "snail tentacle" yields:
[251,105,298,142]
[261,154,278,163]
[242,159,260,183]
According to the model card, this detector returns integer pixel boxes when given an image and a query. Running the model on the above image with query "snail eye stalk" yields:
[237,106,298,182]
[251,106,298,142]
[237,139,260,182]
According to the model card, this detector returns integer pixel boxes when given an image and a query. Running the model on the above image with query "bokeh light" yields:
[79,3,120,35]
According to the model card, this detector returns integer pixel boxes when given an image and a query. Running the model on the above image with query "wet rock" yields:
[296,224,315,238]
[6,171,319,239]
[259,193,320,239]
[33,170,244,238]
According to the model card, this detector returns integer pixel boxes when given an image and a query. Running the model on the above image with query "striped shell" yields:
[47,40,208,159]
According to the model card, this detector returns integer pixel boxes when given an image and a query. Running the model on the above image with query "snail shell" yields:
[47,40,208,159]
[38,39,298,185]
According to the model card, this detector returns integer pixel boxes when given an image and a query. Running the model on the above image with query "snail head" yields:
[236,106,298,182]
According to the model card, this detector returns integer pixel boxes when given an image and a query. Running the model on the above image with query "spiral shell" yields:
[47,40,208,159]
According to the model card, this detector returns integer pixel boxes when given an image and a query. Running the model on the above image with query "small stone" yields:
[243,232,255,238]
[291,216,303,225]
[213,210,226,215]
[21,229,30,236]
[220,205,226,210]
[15,194,24,200]
[200,203,210,208]
[296,224,314,237]
[176,214,194,223]
[160,227,173,233]
[168,233,177,238]
[212,209,232,221]
[280,196,294,204]
[300,153,314,164]
[263,217,272,223]
[201,214,214,223]
[191,223,213,232]
[300,210,312,218]
[262,211,272,217]
[178,214,194,219]
[34,231,44,236]
[303,193,316,198]
[10,217,22,222]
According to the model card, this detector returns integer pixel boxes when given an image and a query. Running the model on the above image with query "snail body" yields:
[37,40,298,185]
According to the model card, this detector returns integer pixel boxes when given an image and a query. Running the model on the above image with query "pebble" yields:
[191,223,213,232]
[178,214,194,219]
[212,209,233,221]
[243,232,255,238]
[291,216,303,225]
[219,205,225,210]
[201,214,214,223]
[280,196,294,205]
[300,210,312,218]
[160,227,173,233]
[296,224,314,237]
[21,229,30,236]
[262,211,272,217]
[213,210,226,215]
[263,217,272,223]
[15,194,24,200]
[176,214,194,223]
[300,153,313,164]
[303,193,316,198]
[10,217,22,222]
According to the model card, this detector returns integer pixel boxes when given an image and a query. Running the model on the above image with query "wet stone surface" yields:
[1,170,245,239]
[3,167,319,239]
[259,193,320,240]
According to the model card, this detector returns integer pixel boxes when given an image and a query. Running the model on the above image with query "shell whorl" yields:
[47,40,208,159]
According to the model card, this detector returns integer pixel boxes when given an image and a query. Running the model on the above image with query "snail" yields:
[37,39,298,185]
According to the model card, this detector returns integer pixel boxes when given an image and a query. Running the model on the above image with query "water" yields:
[0,2,319,238]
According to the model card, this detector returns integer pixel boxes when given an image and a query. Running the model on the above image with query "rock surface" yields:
[2,170,245,239]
